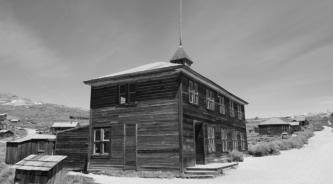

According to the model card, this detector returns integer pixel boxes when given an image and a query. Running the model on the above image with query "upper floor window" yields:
[218,96,225,114]
[189,80,199,105]
[208,127,216,153]
[206,89,215,110]
[119,84,136,104]
[237,104,243,120]
[93,127,110,155]
[229,101,235,117]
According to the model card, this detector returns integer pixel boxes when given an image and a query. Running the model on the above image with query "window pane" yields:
[95,129,101,141]
[95,143,101,154]
[104,128,110,140]
[103,142,110,154]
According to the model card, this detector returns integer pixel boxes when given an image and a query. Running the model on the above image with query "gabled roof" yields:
[51,121,79,128]
[259,118,290,126]
[12,154,67,171]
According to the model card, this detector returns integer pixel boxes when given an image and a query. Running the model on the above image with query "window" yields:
[93,127,110,155]
[229,101,235,117]
[221,128,228,152]
[189,80,199,105]
[119,84,136,104]
[237,104,243,120]
[232,130,238,150]
[208,127,216,153]
[206,89,215,110]
[218,96,225,114]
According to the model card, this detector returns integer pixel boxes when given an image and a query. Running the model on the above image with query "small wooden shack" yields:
[6,134,56,165]
[258,118,292,136]
[51,121,79,134]
[55,125,89,171]
[13,154,67,184]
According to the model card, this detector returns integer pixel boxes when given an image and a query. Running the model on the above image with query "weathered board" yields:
[55,125,89,171]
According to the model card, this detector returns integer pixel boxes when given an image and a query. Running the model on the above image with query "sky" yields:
[0,0,333,118]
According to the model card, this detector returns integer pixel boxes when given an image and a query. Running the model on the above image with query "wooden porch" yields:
[184,162,238,179]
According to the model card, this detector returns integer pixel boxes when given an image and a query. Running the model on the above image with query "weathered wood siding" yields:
[258,124,292,135]
[181,76,247,167]
[55,126,89,171]
[89,74,181,172]
[6,140,55,165]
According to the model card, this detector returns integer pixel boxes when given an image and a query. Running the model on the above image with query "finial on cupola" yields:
[170,0,193,67]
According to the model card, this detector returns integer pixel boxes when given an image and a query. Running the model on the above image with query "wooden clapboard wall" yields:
[180,75,247,167]
[88,73,181,172]
[55,125,89,171]
[6,139,55,165]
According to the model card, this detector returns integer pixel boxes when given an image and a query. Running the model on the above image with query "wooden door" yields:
[194,123,204,164]
[124,124,137,170]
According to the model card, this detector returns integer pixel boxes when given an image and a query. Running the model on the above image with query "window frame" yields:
[93,127,111,156]
[119,84,136,105]
[221,128,228,152]
[217,96,226,114]
[237,104,243,120]
[188,80,199,105]
[229,101,235,118]
[207,127,216,153]
[206,89,215,111]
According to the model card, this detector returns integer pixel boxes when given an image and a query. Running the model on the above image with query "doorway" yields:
[194,123,204,164]
[124,124,137,170]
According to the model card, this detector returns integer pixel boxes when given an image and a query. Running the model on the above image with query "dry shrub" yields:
[248,129,314,157]
[228,150,244,162]
[0,163,14,184]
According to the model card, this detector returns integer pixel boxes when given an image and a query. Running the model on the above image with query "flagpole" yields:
[179,0,183,46]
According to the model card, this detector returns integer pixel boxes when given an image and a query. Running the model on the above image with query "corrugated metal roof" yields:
[259,118,290,126]
[12,154,67,171]
[52,121,79,128]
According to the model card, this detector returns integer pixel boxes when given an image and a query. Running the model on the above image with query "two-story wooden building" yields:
[84,46,248,175]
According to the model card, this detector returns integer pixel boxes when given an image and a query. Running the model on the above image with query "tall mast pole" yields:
[179,0,183,46]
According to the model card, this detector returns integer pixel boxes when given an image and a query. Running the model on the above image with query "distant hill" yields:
[0,93,89,130]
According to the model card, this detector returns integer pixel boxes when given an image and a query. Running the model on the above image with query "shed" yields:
[258,118,292,135]
[55,125,89,171]
[13,154,67,184]
[6,134,56,165]
[51,121,79,134]
[0,129,14,138]
[289,121,301,132]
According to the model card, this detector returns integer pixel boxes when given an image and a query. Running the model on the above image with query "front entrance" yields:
[194,123,204,164]
[124,124,137,170]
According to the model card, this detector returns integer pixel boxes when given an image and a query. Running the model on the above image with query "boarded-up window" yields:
[189,80,199,105]
[221,128,227,152]
[119,84,136,104]
[37,142,45,153]
[93,127,110,155]
[206,89,215,110]
[218,96,225,114]
[208,127,216,153]
[232,130,238,150]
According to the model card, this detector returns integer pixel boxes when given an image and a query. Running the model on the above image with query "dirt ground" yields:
[71,126,333,184]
